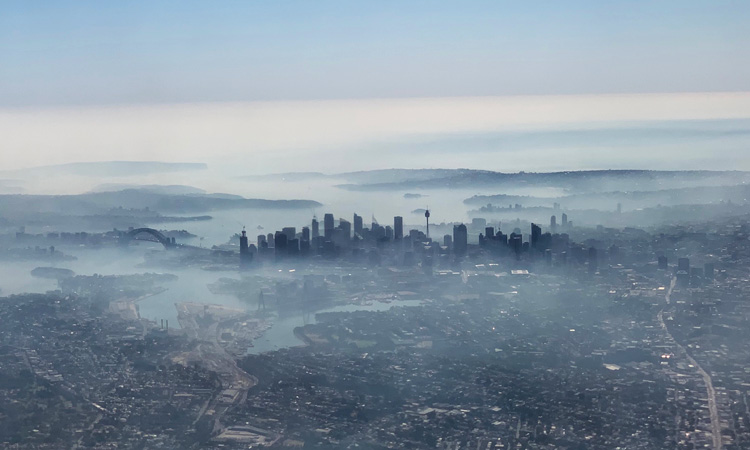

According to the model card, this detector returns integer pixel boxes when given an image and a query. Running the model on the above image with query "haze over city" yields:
[2,2,750,449]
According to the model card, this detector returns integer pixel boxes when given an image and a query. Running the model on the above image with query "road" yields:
[658,277,722,450]
[175,303,257,434]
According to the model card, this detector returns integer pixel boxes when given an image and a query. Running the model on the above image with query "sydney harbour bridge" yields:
[119,227,177,249]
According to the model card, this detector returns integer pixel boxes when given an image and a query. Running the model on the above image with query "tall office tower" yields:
[311,217,320,238]
[588,247,598,273]
[453,223,468,256]
[561,213,568,227]
[302,226,310,242]
[339,218,351,239]
[239,229,252,268]
[324,213,334,239]
[424,209,430,237]
[257,234,267,248]
[287,238,300,256]
[353,214,363,236]
[385,226,393,240]
[274,232,288,253]
[550,215,557,232]
[443,234,452,248]
[267,233,274,248]
[394,216,404,240]
[282,227,296,240]
[509,233,522,258]
[485,227,494,239]
[531,223,542,248]
[239,228,248,252]
[300,236,310,254]
[372,223,386,239]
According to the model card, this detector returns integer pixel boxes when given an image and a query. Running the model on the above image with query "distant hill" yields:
[466,184,750,211]
[338,169,477,184]
[0,189,322,216]
[333,169,750,192]
[2,161,208,177]
[239,169,479,184]
[238,172,328,182]
[90,184,206,195]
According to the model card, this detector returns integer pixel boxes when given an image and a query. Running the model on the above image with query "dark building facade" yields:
[324,213,334,239]
[453,224,468,257]
[394,216,403,240]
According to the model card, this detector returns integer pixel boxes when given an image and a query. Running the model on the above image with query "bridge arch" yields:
[123,228,174,249]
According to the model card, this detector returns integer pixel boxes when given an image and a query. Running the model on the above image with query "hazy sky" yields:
[2,93,749,173]
[2,1,749,106]
[1,2,749,175]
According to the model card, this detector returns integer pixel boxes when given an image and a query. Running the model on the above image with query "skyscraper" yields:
[509,233,522,259]
[282,227,296,240]
[339,218,351,239]
[453,223,468,256]
[353,213,363,237]
[274,231,288,253]
[394,216,403,240]
[531,223,542,248]
[312,217,320,238]
[239,228,248,252]
[239,229,252,268]
[324,213,334,239]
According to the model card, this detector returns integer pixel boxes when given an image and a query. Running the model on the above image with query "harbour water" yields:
[0,242,425,354]
[248,299,424,354]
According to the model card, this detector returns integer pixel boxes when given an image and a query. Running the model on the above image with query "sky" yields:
[0,1,749,173]
[2,0,749,106]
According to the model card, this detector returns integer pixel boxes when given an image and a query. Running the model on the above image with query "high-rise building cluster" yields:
[237,211,600,272]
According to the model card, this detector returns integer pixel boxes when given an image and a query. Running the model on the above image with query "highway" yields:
[658,277,722,450]
[175,303,257,435]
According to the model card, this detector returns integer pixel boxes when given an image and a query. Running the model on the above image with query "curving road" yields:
[658,277,722,450]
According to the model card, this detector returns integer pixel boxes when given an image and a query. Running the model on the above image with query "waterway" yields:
[0,242,425,354]
[248,299,424,354]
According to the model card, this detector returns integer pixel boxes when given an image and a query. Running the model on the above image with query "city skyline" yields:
[3,3,750,448]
